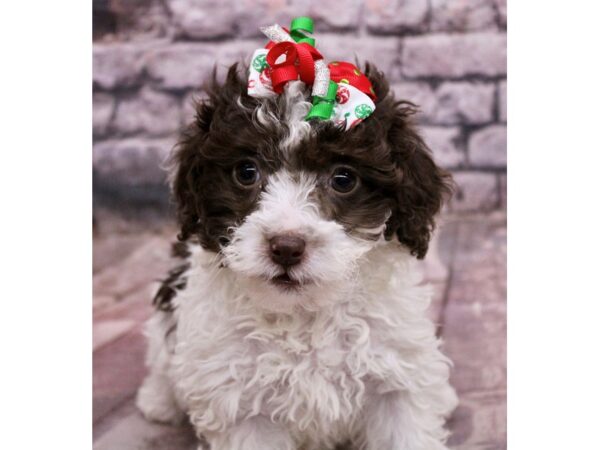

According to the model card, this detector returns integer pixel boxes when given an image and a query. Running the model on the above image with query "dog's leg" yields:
[136,313,186,425]
[362,388,457,450]
[204,416,295,450]
[136,370,185,424]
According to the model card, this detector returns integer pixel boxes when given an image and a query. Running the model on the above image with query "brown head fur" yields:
[170,63,453,259]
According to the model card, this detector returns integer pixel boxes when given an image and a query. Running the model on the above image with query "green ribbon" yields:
[306,80,338,120]
[289,16,315,47]
[287,17,337,121]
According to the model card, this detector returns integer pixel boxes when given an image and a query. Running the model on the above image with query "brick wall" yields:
[93,0,506,213]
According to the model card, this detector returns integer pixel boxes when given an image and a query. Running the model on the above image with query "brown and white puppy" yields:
[137,63,457,450]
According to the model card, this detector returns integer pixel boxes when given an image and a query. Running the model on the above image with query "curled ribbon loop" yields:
[289,16,315,47]
[266,41,322,94]
[306,80,338,120]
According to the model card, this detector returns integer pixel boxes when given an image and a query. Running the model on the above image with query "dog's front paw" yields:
[136,374,186,425]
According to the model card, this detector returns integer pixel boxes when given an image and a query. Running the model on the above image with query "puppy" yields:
[136,63,458,450]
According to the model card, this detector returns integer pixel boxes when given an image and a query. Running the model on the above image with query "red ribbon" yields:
[328,61,377,101]
[265,41,323,94]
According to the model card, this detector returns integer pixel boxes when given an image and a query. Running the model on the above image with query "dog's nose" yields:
[269,235,306,267]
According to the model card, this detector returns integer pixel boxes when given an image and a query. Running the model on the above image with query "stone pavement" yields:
[93,211,506,449]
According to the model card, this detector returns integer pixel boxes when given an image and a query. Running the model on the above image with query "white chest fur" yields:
[166,245,446,447]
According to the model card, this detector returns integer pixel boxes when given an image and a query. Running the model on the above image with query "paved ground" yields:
[93,211,506,450]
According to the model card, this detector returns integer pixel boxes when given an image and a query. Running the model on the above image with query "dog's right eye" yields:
[234,161,260,187]
[330,166,359,194]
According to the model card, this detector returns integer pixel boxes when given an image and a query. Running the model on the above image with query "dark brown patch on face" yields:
[172,63,452,259]
[171,64,286,251]
[293,64,453,257]
[298,161,395,242]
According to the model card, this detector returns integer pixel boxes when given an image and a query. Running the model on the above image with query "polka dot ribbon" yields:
[247,17,377,131]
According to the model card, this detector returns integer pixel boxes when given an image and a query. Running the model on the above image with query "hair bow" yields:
[247,17,376,131]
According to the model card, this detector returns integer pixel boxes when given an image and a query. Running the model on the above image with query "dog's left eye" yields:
[234,161,260,187]
[331,167,358,194]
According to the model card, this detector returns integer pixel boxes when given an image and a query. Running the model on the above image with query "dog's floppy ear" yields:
[169,64,253,247]
[366,64,453,259]
[169,96,214,243]
[386,105,453,259]
[168,66,226,244]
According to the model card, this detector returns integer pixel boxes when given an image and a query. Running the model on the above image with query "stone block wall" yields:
[93,0,506,213]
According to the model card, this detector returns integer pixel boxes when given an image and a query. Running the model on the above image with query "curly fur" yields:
[137,63,457,450]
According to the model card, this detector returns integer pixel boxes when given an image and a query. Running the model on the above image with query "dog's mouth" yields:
[270,272,302,290]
